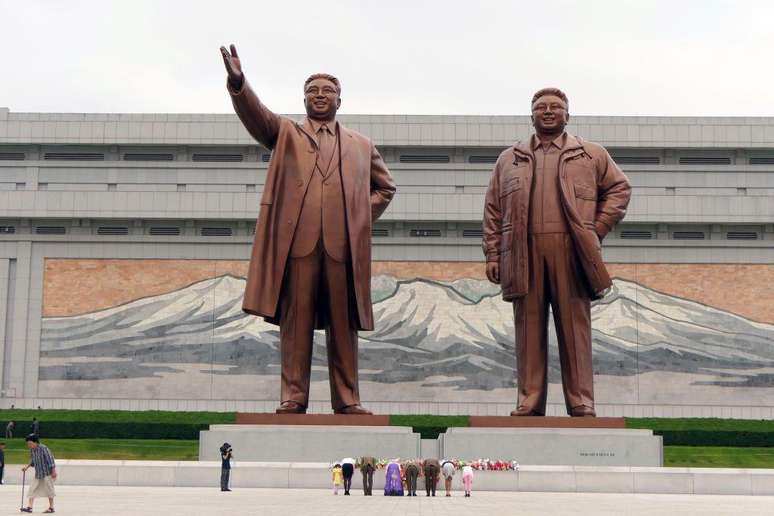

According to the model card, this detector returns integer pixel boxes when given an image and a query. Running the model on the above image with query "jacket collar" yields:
[298,117,353,159]
[513,132,584,158]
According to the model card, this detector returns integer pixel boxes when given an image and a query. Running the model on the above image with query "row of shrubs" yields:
[5,420,210,440]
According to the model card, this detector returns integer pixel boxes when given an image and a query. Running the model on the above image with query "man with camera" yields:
[220,443,233,492]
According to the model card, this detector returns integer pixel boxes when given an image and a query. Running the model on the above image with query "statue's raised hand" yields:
[220,44,244,90]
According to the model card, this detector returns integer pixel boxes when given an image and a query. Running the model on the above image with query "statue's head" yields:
[304,73,341,122]
[530,87,570,135]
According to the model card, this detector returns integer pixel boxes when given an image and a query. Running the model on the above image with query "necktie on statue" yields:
[318,124,336,174]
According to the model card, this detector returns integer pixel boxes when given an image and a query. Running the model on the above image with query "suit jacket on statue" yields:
[229,79,396,330]
[483,133,631,300]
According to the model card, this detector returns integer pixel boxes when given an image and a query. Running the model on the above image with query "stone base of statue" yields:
[441,427,662,467]
[198,414,662,466]
[199,424,420,462]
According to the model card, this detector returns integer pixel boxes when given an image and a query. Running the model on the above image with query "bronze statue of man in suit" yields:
[220,44,396,415]
[483,88,631,417]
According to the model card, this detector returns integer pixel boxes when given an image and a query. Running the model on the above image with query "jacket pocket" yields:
[574,182,596,200]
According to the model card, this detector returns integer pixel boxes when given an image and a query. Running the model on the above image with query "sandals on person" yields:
[43,509,55,513]
[19,508,32,513]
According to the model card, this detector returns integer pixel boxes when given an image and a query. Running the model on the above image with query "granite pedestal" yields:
[441,427,663,466]
[199,424,421,462]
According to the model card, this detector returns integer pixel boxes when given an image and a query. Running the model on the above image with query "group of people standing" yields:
[332,457,475,498]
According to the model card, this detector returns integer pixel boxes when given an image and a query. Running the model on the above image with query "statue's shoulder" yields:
[574,135,608,156]
[339,124,371,145]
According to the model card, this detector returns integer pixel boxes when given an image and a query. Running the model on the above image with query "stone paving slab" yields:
[0,486,773,516]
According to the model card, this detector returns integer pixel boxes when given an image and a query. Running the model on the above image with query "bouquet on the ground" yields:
[350,458,520,471]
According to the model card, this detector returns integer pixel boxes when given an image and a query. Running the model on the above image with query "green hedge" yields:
[626,418,774,447]
[389,415,469,439]
[1,410,236,440]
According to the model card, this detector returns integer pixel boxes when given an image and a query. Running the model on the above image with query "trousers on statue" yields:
[513,233,594,415]
[279,241,361,411]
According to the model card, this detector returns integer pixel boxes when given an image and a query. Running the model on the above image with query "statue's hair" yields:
[304,73,341,94]
[531,87,568,109]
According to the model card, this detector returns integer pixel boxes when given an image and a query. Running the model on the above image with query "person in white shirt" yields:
[341,457,355,495]
[441,460,456,497]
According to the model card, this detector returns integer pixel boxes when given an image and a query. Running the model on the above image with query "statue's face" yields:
[531,94,569,134]
[304,78,341,121]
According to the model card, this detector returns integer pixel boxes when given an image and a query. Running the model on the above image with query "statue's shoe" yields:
[570,405,596,417]
[275,401,306,414]
[510,406,545,416]
[335,404,373,415]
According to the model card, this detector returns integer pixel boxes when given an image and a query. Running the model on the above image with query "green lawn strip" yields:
[389,415,470,439]
[664,446,774,468]
[1,439,199,463]
[626,418,774,447]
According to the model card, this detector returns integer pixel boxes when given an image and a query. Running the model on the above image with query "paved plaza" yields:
[0,486,773,515]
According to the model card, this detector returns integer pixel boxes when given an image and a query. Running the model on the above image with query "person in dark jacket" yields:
[220,442,232,492]
[357,456,376,495]
[422,458,440,496]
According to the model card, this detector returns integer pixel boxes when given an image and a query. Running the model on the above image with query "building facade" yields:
[1,106,773,417]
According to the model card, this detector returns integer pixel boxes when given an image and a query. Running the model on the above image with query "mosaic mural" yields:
[38,260,774,406]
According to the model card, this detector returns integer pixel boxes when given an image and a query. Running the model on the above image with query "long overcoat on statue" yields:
[229,79,396,331]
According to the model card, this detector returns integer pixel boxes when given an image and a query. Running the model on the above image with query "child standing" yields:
[461,464,474,497]
[332,464,344,495]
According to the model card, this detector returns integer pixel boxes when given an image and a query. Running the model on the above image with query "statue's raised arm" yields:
[219,44,244,91]
[220,43,280,148]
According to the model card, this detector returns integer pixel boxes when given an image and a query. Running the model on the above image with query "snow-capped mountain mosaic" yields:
[39,275,774,400]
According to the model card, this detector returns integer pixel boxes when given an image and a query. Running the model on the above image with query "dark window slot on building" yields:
[44,152,104,161]
[613,156,660,164]
[246,184,256,192]
[672,231,706,240]
[0,226,16,234]
[726,231,758,240]
[462,229,483,238]
[97,226,129,236]
[107,184,117,191]
[620,230,653,239]
[371,228,389,237]
[737,187,747,195]
[38,183,48,190]
[665,187,676,194]
[192,154,244,162]
[0,152,25,160]
[678,157,731,165]
[749,157,774,165]
[410,229,442,237]
[468,156,498,164]
[400,155,450,164]
[15,183,25,190]
[149,227,181,236]
[261,154,271,162]
[35,226,66,235]
[123,153,174,161]
[201,227,233,236]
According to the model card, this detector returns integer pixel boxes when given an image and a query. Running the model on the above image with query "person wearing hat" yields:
[20,434,56,513]
[220,442,233,492]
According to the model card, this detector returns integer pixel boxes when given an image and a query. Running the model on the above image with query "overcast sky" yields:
[2,0,773,116]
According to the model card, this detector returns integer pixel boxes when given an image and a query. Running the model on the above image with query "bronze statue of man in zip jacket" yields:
[483,88,631,417]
